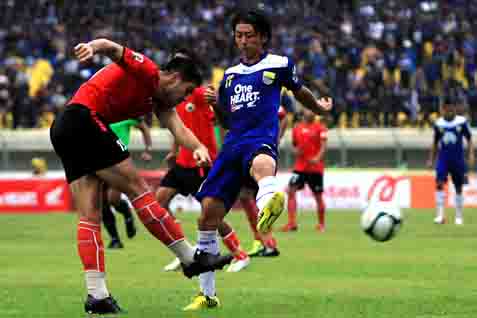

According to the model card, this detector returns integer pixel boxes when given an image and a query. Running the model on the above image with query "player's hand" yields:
[164,152,177,168]
[193,145,212,167]
[426,159,434,169]
[74,43,95,63]
[317,97,333,111]
[204,85,217,106]
[140,151,152,162]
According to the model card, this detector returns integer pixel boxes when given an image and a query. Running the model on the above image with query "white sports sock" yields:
[169,240,195,265]
[256,176,280,212]
[455,194,463,220]
[435,191,445,219]
[85,271,109,299]
[197,231,219,297]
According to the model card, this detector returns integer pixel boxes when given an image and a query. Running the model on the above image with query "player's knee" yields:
[125,175,150,198]
[156,188,172,209]
[251,154,276,180]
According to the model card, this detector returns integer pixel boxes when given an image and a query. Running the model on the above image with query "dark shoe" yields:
[181,250,233,279]
[125,217,137,239]
[259,247,280,257]
[108,240,124,249]
[84,294,124,315]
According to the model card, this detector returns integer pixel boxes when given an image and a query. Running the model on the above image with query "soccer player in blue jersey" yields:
[427,94,474,225]
[183,10,332,310]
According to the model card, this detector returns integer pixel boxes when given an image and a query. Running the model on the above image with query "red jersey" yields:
[175,87,218,168]
[69,47,159,123]
[292,121,327,173]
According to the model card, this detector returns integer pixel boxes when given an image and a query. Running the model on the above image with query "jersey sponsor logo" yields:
[230,84,260,111]
[442,131,457,145]
[262,71,276,85]
[185,102,195,112]
[132,52,144,63]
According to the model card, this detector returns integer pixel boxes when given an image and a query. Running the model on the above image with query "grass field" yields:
[1,209,477,318]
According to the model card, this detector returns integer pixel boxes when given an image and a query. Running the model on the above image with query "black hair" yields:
[163,56,203,86]
[231,10,272,45]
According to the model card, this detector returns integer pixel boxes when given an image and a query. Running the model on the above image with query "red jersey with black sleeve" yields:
[175,87,218,168]
[68,47,159,123]
[292,121,327,173]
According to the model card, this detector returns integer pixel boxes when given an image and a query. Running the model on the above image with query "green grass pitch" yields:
[1,209,476,318]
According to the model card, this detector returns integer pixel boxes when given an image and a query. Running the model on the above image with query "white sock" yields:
[435,191,445,219]
[169,240,195,265]
[85,271,109,299]
[197,231,219,297]
[256,176,280,212]
[455,194,463,220]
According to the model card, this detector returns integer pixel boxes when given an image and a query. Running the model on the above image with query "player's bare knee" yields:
[251,154,276,180]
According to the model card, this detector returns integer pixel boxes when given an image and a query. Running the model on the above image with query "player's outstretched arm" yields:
[293,86,332,114]
[157,108,211,167]
[74,39,124,64]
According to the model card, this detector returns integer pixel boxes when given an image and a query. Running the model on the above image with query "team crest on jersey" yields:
[262,71,276,85]
[185,102,195,112]
[225,75,234,88]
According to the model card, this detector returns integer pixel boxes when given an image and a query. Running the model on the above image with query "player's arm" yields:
[135,120,153,162]
[74,38,124,63]
[463,121,474,167]
[427,125,440,168]
[156,108,211,166]
[309,129,328,164]
[293,86,332,114]
[205,83,229,129]
[278,115,288,141]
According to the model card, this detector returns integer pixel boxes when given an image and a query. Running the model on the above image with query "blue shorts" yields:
[436,158,466,187]
[195,140,278,212]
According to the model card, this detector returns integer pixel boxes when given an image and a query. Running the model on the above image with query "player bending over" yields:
[184,10,332,310]
[49,39,232,315]
[282,108,328,232]
[427,94,474,225]
[102,118,152,249]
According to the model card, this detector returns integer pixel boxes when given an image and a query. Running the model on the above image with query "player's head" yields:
[232,10,271,60]
[156,55,203,107]
[303,108,316,123]
[441,94,462,120]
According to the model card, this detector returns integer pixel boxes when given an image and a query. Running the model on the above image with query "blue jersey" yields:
[217,53,302,147]
[434,115,471,163]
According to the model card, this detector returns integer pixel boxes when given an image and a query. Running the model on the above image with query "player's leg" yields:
[96,159,232,277]
[281,172,304,232]
[219,221,250,272]
[450,167,465,225]
[108,188,136,238]
[102,187,123,249]
[434,160,448,224]
[308,173,326,232]
[71,175,123,314]
[250,153,285,233]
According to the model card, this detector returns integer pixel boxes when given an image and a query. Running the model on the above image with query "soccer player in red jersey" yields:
[157,85,251,273]
[281,108,328,232]
[49,39,232,315]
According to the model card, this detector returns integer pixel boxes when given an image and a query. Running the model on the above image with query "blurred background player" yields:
[282,108,328,232]
[157,84,250,273]
[49,38,232,315]
[427,94,474,225]
[187,10,332,311]
[102,117,153,249]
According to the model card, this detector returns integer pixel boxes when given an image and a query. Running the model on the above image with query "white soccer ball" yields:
[361,202,402,242]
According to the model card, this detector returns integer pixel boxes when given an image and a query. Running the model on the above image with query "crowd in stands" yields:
[1,0,477,129]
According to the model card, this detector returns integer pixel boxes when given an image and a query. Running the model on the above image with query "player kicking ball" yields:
[427,94,474,225]
[281,109,328,232]
[50,39,232,315]
[183,10,332,311]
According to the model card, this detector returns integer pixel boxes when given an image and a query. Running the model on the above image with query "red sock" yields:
[132,191,184,246]
[314,193,326,226]
[222,230,248,258]
[77,219,104,272]
[287,192,297,225]
[241,198,261,241]
[264,237,277,249]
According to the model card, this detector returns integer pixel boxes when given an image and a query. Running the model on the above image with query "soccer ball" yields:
[360,202,402,242]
